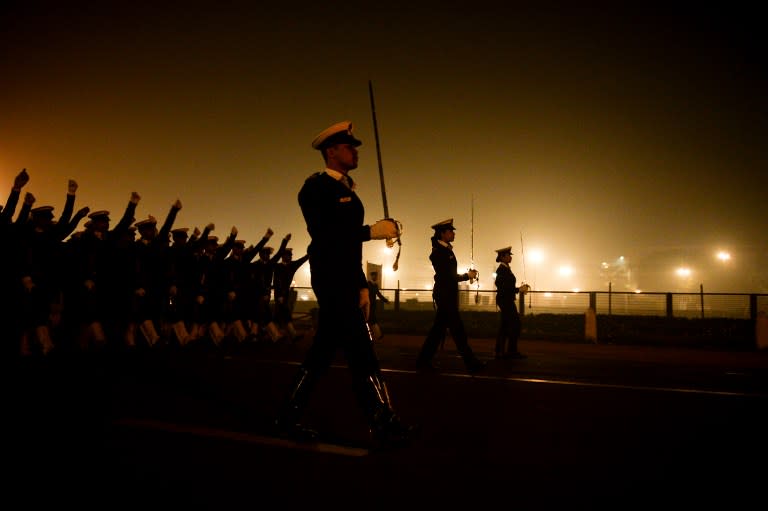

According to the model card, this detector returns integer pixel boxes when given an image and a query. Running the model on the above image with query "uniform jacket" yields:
[494,262,519,308]
[430,237,471,308]
[298,172,369,292]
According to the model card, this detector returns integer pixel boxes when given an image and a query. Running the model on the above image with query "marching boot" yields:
[248,321,259,340]
[266,321,280,343]
[188,322,201,342]
[173,320,191,346]
[90,321,107,349]
[139,319,160,347]
[208,321,225,346]
[35,325,55,355]
[124,323,137,348]
[364,373,419,450]
[273,367,319,442]
[231,320,247,343]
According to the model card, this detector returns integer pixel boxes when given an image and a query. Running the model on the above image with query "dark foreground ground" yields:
[7,333,768,510]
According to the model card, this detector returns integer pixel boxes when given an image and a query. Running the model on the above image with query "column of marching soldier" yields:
[1,169,309,359]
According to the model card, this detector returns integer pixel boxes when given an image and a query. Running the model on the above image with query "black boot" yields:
[365,373,419,450]
[273,367,319,442]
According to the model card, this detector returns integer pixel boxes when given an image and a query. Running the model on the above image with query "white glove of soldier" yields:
[370,219,399,240]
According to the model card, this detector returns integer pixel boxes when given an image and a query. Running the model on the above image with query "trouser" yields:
[417,302,476,366]
[495,303,521,354]
[275,297,403,437]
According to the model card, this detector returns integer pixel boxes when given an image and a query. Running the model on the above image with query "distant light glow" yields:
[529,249,545,264]
[675,267,692,277]
[558,265,573,277]
[716,251,731,262]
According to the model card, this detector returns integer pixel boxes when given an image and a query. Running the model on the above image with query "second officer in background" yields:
[494,246,529,359]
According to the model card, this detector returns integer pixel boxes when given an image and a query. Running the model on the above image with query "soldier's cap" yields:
[495,246,513,262]
[206,235,219,243]
[88,210,110,221]
[260,246,274,254]
[431,218,456,232]
[171,227,189,236]
[31,205,54,217]
[135,216,157,229]
[233,239,246,247]
[311,121,362,150]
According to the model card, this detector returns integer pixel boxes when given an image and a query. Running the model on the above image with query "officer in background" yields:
[273,120,417,449]
[494,246,529,359]
[272,247,309,342]
[416,219,486,374]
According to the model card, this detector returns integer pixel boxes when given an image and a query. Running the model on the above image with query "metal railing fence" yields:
[292,287,768,320]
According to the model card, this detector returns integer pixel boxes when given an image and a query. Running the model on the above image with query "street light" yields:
[716,250,731,262]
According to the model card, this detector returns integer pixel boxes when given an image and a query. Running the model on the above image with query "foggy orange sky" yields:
[2,2,766,292]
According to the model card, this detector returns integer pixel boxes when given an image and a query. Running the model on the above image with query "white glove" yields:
[467,269,479,281]
[370,219,399,240]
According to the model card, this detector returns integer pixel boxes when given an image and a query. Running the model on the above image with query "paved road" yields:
[8,335,768,509]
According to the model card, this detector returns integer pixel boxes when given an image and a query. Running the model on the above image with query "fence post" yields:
[757,311,768,350]
[589,292,597,312]
[394,280,400,312]
[666,293,673,318]
[519,292,526,316]
[750,294,757,320]
[585,307,597,343]
[700,283,705,319]
[608,282,612,315]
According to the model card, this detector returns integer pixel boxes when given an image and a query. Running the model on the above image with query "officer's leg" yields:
[273,317,334,441]
[347,317,418,448]
[505,307,525,358]
[416,307,446,367]
[447,313,486,373]
[495,310,507,358]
